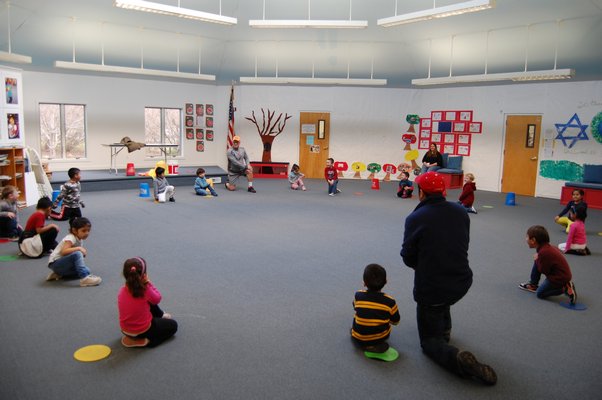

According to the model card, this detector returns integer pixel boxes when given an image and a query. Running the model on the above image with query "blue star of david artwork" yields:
[555,113,589,149]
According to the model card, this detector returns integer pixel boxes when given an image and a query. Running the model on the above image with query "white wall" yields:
[21,71,602,199]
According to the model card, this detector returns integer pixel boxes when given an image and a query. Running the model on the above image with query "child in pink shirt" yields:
[558,208,590,256]
[118,257,178,347]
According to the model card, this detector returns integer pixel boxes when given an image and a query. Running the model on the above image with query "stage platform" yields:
[49,166,227,192]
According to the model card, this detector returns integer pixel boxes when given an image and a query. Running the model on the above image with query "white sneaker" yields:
[80,274,102,287]
[162,312,172,319]
[329,193,335,196]
[46,271,61,281]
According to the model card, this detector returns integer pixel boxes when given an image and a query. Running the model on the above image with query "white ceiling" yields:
[2,0,602,87]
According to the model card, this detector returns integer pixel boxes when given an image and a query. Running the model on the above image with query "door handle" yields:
[530,156,537,161]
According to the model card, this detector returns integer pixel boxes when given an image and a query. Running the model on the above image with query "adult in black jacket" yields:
[401,171,497,385]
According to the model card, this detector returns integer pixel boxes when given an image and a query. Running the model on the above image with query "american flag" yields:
[227,84,236,149]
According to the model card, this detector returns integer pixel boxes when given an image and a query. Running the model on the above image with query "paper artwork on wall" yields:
[5,77,18,106]
[206,130,214,141]
[206,104,213,116]
[206,117,213,128]
[196,104,204,116]
[419,110,482,156]
[186,128,194,140]
[196,129,204,140]
[7,113,20,139]
[185,103,193,115]
[185,116,194,128]
[196,140,204,152]
[591,111,602,144]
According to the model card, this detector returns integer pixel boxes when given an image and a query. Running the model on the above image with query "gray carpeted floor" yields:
[0,178,600,400]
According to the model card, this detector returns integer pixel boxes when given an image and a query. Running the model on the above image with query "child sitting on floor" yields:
[153,167,175,203]
[558,207,590,255]
[118,257,178,348]
[519,225,577,305]
[0,185,23,240]
[20,196,59,257]
[351,263,400,361]
[46,217,101,287]
[397,171,414,198]
[194,168,218,197]
[288,164,306,191]
[554,189,587,233]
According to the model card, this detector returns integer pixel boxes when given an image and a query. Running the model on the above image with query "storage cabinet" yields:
[0,147,25,202]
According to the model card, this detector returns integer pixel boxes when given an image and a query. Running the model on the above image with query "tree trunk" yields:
[261,136,276,163]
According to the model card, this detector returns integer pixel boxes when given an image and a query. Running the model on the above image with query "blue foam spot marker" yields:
[559,301,587,311]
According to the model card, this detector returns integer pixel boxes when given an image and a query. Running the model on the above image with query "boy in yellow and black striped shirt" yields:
[351,264,400,353]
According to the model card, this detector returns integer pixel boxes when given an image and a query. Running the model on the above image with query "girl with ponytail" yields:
[117,257,178,347]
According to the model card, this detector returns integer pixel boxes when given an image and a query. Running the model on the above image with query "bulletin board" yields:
[418,110,482,156]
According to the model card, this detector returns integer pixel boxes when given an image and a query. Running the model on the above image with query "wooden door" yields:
[299,112,330,179]
[501,115,541,196]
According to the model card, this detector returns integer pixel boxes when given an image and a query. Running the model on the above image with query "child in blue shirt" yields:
[397,171,414,198]
[194,168,218,197]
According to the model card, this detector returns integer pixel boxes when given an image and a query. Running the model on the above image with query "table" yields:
[102,143,179,174]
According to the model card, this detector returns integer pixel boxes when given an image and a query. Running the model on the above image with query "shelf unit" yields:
[0,147,25,202]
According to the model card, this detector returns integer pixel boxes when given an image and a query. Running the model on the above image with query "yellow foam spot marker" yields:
[598,232,602,236]
[482,205,494,208]
[74,344,111,362]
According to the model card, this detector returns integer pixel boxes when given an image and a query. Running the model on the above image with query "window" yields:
[39,104,86,159]
[144,107,182,157]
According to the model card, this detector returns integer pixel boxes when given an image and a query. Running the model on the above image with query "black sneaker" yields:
[248,187,256,193]
[564,281,577,305]
[457,351,497,386]
[169,197,176,202]
[518,282,538,293]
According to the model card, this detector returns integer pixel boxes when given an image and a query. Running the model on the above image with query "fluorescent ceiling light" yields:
[249,19,367,29]
[114,0,237,25]
[0,51,32,64]
[240,76,386,86]
[378,0,495,27]
[412,69,574,86]
[54,61,216,81]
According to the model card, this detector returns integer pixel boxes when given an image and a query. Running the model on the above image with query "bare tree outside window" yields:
[145,107,181,157]
[39,103,86,159]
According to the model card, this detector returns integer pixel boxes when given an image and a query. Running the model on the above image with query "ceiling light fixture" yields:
[240,52,385,86]
[412,69,574,85]
[412,24,574,86]
[54,60,216,81]
[250,0,367,29]
[54,20,215,81]
[114,0,237,25]
[378,0,495,27]
[0,2,32,64]
[240,77,386,86]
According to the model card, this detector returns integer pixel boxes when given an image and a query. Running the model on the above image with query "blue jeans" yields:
[0,216,22,237]
[49,251,90,279]
[195,186,217,196]
[328,180,339,194]
[420,165,441,174]
[529,262,565,299]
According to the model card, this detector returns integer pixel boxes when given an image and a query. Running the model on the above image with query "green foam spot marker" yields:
[0,255,20,261]
[482,205,494,208]
[364,347,399,362]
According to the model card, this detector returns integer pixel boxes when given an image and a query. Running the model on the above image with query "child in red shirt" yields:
[325,158,341,196]
[22,196,59,256]
[458,173,477,214]
[519,225,577,304]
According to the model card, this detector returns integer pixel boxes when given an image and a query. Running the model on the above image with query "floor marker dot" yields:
[74,344,111,362]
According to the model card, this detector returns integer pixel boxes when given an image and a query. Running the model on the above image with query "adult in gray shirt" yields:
[226,136,256,193]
